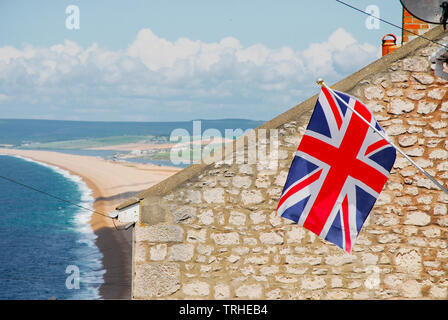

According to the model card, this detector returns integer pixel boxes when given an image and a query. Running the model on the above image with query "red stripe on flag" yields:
[342,196,351,253]
[321,87,343,129]
[277,169,323,211]
[365,139,388,156]
[302,99,380,236]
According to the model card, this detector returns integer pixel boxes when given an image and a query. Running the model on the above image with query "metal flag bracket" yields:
[430,43,448,80]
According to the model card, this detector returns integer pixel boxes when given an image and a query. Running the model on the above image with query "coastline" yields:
[0,149,180,299]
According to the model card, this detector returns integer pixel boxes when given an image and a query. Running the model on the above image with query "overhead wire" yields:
[0,173,122,231]
[7,1,443,288]
[335,0,448,50]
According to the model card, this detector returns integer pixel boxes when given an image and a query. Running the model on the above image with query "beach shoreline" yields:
[0,149,180,299]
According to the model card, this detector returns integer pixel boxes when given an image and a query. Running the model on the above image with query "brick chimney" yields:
[402,8,435,44]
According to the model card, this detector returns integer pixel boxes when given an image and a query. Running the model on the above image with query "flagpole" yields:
[316,78,448,196]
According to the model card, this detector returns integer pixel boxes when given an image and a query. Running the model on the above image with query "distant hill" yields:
[0,118,265,145]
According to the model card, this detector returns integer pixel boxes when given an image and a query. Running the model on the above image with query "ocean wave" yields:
[2,154,105,300]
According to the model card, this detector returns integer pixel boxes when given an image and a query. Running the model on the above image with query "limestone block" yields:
[140,197,168,225]
[417,195,432,204]
[324,254,354,266]
[276,275,298,283]
[434,204,447,215]
[429,286,447,299]
[235,284,263,299]
[422,227,441,238]
[415,158,433,168]
[367,102,385,112]
[286,255,322,265]
[286,227,305,244]
[285,266,308,275]
[259,231,284,245]
[375,215,399,227]
[331,277,343,288]
[431,121,447,130]
[197,209,214,225]
[383,274,403,288]
[232,246,250,255]
[259,265,279,275]
[417,100,438,114]
[394,157,410,169]
[214,283,231,299]
[390,70,409,83]
[133,263,180,298]
[412,73,434,84]
[403,57,429,72]
[442,101,448,112]
[400,280,422,298]
[203,188,224,203]
[394,248,422,273]
[172,206,197,223]
[241,189,264,205]
[428,88,446,100]
[429,149,448,160]
[386,88,403,97]
[404,186,418,195]
[274,170,288,186]
[182,281,210,296]
[360,253,379,265]
[407,91,426,101]
[414,176,434,189]
[405,147,424,157]
[439,162,448,171]
[197,244,213,255]
[386,124,407,136]
[398,135,417,147]
[134,242,147,262]
[168,244,194,262]
[266,289,282,299]
[187,229,207,243]
[364,86,384,100]
[229,211,247,226]
[232,175,252,188]
[250,211,266,224]
[238,164,254,175]
[407,126,423,133]
[185,190,201,204]
[376,192,391,205]
[227,255,240,263]
[255,175,271,188]
[301,276,326,290]
[211,232,240,245]
[437,216,448,227]
[388,98,414,115]
[149,244,167,261]
[277,149,290,160]
[135,224,184,243]
[244,255,269,265]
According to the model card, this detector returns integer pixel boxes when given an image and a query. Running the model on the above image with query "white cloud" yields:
[0,28,379,121]
[0,93,10,104]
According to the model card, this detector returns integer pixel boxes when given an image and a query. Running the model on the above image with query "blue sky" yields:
[0,0,403,121]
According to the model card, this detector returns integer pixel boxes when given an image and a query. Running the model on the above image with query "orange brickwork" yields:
[402,8,431,44]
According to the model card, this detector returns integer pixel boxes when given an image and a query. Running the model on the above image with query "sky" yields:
[0,0,404,122]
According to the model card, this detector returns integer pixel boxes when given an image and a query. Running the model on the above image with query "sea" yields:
[0,155,104,300]
[0,118,261,299]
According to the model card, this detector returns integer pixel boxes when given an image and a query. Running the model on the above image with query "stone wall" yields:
[130,28,448,300]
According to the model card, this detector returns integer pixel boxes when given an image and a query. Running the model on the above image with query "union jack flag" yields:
[277,87,396,253]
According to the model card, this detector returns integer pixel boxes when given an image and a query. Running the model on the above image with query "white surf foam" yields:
[2,154,105,300]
